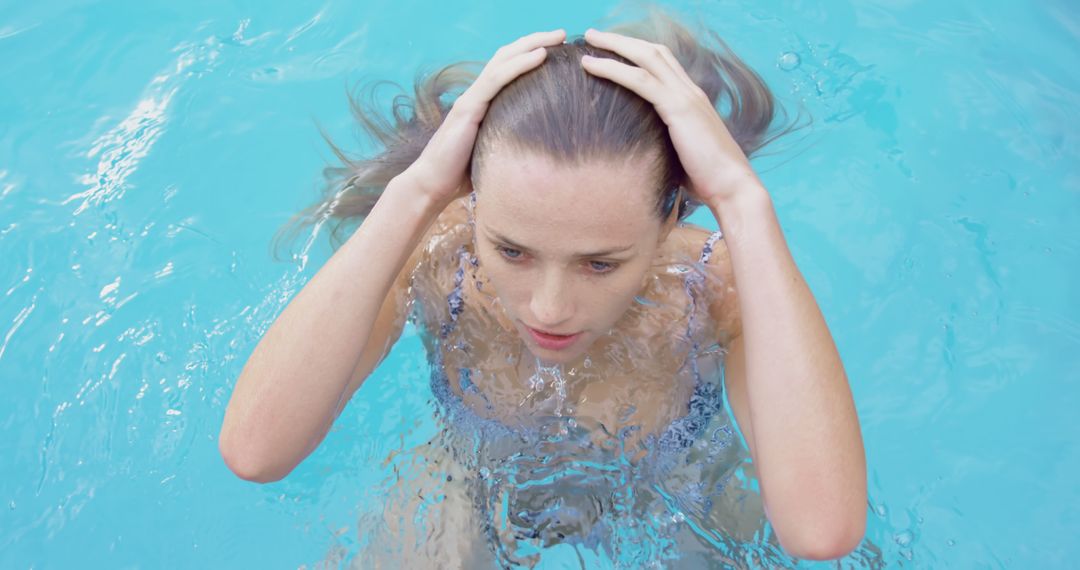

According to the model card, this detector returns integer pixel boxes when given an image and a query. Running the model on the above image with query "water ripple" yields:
[62,31,227,215]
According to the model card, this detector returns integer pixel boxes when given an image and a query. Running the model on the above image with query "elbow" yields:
[778,515,866,561]
[218,431,291,484]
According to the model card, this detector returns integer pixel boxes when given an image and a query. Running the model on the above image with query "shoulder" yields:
[667,223,721,255]
[406,196,473,312]
[423,195,473,254]
[666,224,742,344]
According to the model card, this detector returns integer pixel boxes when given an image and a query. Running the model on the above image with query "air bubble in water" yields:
[778,52,801,71]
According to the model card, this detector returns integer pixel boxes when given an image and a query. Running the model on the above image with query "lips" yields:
[525,325,582,351]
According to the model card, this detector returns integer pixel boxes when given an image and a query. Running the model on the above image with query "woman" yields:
[220,10,867,566]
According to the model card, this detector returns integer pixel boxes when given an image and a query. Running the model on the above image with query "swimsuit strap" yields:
[683,228,725,383]
[440,246,472,340]
[652,227,728,453]
[700,229,724,264]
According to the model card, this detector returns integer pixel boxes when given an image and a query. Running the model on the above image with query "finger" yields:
[492,29,566,62]
[580,54,663,104]
[583,28,681,84]
[455,47,549,120]
[654,43,697,87]
[480,47,549,97]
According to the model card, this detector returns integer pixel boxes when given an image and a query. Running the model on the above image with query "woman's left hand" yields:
[580,28,761,206]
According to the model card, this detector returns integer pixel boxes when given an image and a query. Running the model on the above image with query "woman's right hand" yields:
[404,29,567,205]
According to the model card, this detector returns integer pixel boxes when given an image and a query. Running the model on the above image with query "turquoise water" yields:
[1,0,1077,567]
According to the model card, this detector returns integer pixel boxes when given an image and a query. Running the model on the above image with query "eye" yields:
[495,245,524,262]
[587,260,617,274]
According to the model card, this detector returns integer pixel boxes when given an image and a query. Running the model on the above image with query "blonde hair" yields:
[272,7,795,259]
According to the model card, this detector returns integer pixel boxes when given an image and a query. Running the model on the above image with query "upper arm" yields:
[330,196,471,418]
[722,333,756,465]
[330,232,426,419]
[722,333,775,519]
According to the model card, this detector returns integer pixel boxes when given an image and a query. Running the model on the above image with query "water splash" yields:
[519,357,569,418]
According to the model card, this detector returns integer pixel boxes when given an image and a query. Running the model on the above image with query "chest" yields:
[434,279,709,446]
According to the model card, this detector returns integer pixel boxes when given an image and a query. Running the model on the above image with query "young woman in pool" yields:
[220,12,867,563]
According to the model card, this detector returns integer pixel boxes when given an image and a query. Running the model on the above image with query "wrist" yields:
[706,181,774,238]
[386,168,453,218]
[347,171,447,251]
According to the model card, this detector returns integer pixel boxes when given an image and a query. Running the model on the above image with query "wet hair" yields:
[272,7,795,258]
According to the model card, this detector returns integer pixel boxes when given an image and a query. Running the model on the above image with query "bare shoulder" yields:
[664,223,731,278]
[665,224,742,343]
[424,195,472,251]
[407,196,474,312]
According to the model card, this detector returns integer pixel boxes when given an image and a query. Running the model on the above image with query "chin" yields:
[524,335,593,366]
[531,349,577,366]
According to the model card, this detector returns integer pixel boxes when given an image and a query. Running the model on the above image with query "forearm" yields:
[709,183,866,555]
[220,170,444,481]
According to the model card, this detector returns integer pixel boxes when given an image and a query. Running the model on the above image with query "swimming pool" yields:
[1,0,1076,567]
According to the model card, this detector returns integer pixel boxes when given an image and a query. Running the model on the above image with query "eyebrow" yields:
[485,228,635,258]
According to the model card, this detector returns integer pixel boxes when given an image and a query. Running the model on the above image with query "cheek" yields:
[476,250,529,304]
[588,277,641,317]
[596,260,656,316]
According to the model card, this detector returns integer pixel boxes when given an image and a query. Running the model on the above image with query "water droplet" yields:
[778,52,801,71]
[947,539,956,547]
[894,530,913,546]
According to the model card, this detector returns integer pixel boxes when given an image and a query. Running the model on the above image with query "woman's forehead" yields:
[475,151,657,216]
[474,152,661,251]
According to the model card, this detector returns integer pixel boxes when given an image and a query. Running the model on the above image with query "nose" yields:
[529,269,574,329]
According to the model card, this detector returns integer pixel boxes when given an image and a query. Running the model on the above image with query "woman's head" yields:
[465,36,683,363]
[465,26,782,362]
[275,9,794,362]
